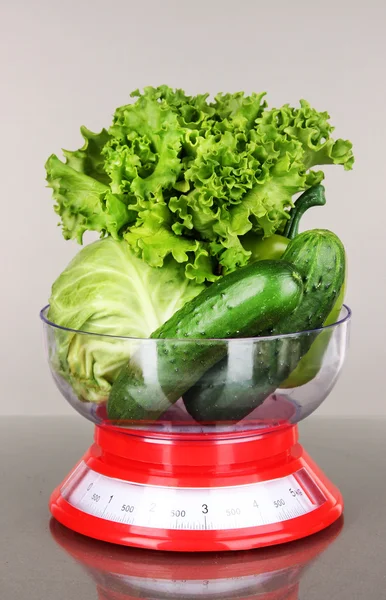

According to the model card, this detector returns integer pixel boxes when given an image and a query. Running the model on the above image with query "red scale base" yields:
[50,424,343,551]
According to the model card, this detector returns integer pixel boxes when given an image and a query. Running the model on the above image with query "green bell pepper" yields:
[241,233,289,262]
[241,185,328,260]
[240,184,346,388]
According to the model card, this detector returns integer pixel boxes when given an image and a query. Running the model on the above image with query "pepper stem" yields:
[284,185,326,240]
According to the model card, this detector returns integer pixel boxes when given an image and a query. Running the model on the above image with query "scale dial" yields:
[62,462,325,532]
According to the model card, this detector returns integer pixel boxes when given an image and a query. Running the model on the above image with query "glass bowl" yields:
[40,305,351,435]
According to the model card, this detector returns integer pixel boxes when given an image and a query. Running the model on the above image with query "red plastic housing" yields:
[50,424,343,551]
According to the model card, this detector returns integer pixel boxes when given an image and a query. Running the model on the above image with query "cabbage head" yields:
[48,237,204,402]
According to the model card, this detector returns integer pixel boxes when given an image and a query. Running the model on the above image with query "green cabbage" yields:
[46,86,354,283]
[48,237,204,402]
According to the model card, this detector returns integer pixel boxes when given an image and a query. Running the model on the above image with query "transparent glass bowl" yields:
[40,305,351,434]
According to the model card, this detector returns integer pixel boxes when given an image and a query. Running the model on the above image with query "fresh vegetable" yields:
[241,234,289,262]
[182,338,290,424]
[270,228,346,385]
[240,185,345,388]
[283,185,327,240]
[46,86,354,284]
[48,237,204,402]
[280,275,346,388]
[107,261,304,421]
[183,229,346,422]
[272,230,346,335]
[240,185,326,262]
[45,87,353,419]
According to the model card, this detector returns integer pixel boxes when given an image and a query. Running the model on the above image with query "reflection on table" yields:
[50,517,343,599]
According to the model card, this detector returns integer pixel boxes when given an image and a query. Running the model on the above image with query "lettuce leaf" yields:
[62,126,111,184]
[45,155,130,243]
[257,100,354,171]
[46,86,354,281]
[104,93,183,199]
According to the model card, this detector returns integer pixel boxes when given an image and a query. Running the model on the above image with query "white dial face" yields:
[61,463,324,531]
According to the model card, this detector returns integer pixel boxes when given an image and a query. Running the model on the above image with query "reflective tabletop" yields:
[1,416,385,599]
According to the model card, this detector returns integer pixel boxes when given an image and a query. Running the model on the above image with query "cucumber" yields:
[271,230,346,335]
[183,229,346,423]
[182,339,289,423]
[107,261,303,422]
[280,274,346,388]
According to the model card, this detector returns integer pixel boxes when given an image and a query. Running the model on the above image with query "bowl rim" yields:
[39,304,352,343]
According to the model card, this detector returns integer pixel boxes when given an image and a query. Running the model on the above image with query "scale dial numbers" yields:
[61,463,325,531]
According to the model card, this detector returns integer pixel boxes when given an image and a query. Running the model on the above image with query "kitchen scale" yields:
[50,516,343,599]
[42,305,351,552]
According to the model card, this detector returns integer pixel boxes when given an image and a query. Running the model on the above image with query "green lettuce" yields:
[48,237,204,402]
[46,86,354,282]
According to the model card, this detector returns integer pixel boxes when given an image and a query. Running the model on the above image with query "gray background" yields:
[1,0,384,416]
